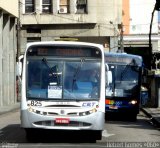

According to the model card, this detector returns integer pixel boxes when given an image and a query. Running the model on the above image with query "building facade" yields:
[19,0,122,53]
[0,0,18,107]
[122,0,159,69]
[122,0,160,107]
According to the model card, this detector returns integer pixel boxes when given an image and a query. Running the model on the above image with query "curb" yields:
[141,108,160,128]
[140,108,152,118]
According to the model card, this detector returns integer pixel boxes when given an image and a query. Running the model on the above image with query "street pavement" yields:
[0,102,160,128]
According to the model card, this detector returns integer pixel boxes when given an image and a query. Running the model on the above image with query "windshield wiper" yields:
[42,58,60,85]
[42,58,50,70]
[72,58,85,91]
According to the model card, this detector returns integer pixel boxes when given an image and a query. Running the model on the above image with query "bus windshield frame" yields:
[26,45,102,101]
[106,62,141,98]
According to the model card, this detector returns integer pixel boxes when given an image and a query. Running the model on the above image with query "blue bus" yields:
[105,53,143,120]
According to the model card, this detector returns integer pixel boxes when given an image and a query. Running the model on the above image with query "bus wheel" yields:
[84,130,102,142]
[130,113,137,121]
[96,131,102,140]
[93,130,102,140]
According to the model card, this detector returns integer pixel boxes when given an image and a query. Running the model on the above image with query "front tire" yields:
[129,113,137,121]
[95,130,102,140]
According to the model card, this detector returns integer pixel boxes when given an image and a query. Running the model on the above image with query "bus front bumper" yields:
[105,104,139,114]
[20,109,105,131]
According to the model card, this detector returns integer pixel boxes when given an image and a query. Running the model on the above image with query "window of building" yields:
[25,0,35,13]
[59,0,70,14]
[42,0,52,13]
[76,0,87,14]
[27,37,41,43]
[27,28,41,33]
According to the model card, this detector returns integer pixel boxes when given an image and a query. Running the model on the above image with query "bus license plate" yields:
[109,106,118,109]
[55,118,70,124]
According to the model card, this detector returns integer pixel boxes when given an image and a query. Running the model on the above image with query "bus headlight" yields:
[129,100,137,105]
[28,107,33,112]
[79,108,97,116]
[28,107,37,113]
[89,108,97,114]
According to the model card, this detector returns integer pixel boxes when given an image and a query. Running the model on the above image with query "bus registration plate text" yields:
[109,106,118,109]
[55,118,70,124]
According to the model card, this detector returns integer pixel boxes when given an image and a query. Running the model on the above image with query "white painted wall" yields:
[129,0,158,34]
[0,0,18,17]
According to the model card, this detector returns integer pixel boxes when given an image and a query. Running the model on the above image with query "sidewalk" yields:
[0,102,20,115]
[141,107,160,128]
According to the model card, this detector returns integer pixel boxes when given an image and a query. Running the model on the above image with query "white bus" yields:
[20,41,108,141]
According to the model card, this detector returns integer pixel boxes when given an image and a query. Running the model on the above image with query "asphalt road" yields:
[0,110,159,148]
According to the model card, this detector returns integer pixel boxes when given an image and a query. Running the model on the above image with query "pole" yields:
[17,0,21,61]
[149,5,156,70]
[109,21,120,52]
[16,0,21,101]
[120,23,124,53]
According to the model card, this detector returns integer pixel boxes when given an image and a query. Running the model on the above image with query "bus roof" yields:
[26,41,103,50]
[104,52,143,66]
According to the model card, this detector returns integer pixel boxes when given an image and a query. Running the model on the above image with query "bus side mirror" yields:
[106,71,112,86]
[17,55,24,77]
[108,71,112,84]
[105,64,112,86]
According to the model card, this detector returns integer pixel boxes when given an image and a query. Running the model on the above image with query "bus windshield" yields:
[106,63,140,97]
[27,58,100,100]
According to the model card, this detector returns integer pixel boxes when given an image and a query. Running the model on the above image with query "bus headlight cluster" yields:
[28,107,34,112]
[28,107,97,116]
[28,107,46,115]
[129,100,137,105]
[79,108,97,116]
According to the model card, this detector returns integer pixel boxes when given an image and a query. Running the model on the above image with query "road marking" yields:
[102,130,115,137]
